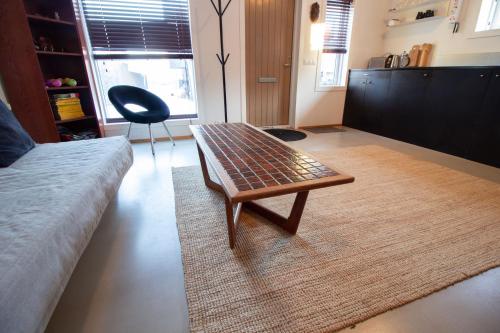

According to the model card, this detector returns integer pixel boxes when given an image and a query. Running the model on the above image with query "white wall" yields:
[293,0,389,128]
[383,0,500,65]
[189,0,244,124]
[105,0,245,139]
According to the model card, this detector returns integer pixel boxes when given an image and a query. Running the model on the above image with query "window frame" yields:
[78,0,198,124]
[476,0,500,32]
[93,57,199,123]
[315,0,354,91]
[315,52,348,92]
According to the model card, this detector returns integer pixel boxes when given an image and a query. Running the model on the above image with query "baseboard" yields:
[298,124,342,129]
[129,135,193,143]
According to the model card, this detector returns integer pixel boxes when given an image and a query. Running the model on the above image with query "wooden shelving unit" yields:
[0,0,101,143]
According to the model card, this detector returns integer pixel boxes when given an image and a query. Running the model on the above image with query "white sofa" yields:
[0,136,133,333]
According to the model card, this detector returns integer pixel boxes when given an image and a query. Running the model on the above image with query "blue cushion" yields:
[0,100,35,167]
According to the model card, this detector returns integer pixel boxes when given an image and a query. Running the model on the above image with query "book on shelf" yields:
[51,93,85,120]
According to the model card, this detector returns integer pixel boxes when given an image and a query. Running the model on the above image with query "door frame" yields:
[240,0,302,128]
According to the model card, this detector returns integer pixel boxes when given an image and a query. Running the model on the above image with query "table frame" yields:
[192,124,354,249]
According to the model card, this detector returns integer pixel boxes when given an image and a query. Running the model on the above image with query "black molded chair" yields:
[108,85,175,155]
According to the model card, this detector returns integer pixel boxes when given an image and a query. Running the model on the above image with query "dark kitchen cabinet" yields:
[343,67,500,168]
[385,69,431,145]
[344,71,390,134]
[468,72,500,167]
[343,77,366,129]
[363,71,391,134]
[422,69,491,157]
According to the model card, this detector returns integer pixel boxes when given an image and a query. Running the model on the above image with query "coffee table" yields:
[190,123,355,248]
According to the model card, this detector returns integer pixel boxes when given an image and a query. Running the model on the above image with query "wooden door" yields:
[245,0,295,127]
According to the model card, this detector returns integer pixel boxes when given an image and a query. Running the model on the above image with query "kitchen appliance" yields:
[399,51,410,67]
[390,55,400,68]
[368,57,387,69]
[379,52,410,69]
[385,55,394,68]
[383,54,402,68]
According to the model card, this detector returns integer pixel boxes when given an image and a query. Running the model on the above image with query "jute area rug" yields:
[173,145,500,333]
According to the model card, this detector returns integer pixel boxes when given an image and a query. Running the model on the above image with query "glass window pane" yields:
[493,2,500,29]
[319,53,347,87]
[95,58,196,121]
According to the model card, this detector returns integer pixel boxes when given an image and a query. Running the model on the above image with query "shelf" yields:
[47,85,89,91]
[27,14,75,26]
[36,51,82,57]
[388,0,449,14]
[387,15,445,28]
[55,115,96,124]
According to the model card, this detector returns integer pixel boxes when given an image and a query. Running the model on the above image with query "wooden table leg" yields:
[197,143,223,193]
[243,191,309,234]
[197,144,243,248]
[224,195,242,249]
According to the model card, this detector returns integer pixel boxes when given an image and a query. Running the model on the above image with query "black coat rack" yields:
[210,0,232,123]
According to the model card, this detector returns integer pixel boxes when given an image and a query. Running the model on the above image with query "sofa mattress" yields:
[0,137,133,333]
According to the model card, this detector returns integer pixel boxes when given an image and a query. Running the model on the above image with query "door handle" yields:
[283,63,291,67]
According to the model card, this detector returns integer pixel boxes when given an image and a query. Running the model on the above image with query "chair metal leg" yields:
[148,123,155,156]
[126,122,132,140]
[162,121,175,146]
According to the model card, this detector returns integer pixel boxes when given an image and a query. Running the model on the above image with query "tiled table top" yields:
[191,123,340,192]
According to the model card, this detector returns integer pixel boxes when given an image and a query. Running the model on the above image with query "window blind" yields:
[323,0,354,54]
[81,0,192,58]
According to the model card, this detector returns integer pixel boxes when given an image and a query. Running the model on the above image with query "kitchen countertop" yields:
[350,66,500,71]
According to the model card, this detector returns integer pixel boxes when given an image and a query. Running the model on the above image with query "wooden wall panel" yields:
[246,0,294,127]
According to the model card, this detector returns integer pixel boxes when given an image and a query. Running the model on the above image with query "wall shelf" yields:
[388,0,449,14]
[387,15,445,28]
[55,115,96,124]
[47,85,89,91]
[36,50,82,57]
[26,14,75,26]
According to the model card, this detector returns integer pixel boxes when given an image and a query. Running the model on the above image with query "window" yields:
[476,0,500,32]
[318,0,354,88]
[81,0,196,122]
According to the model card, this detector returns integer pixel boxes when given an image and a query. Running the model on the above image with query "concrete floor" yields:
[46,128,500,333]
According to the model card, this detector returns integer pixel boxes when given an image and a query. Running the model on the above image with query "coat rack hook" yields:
[222,0,233,15]
[210,0,220,15]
